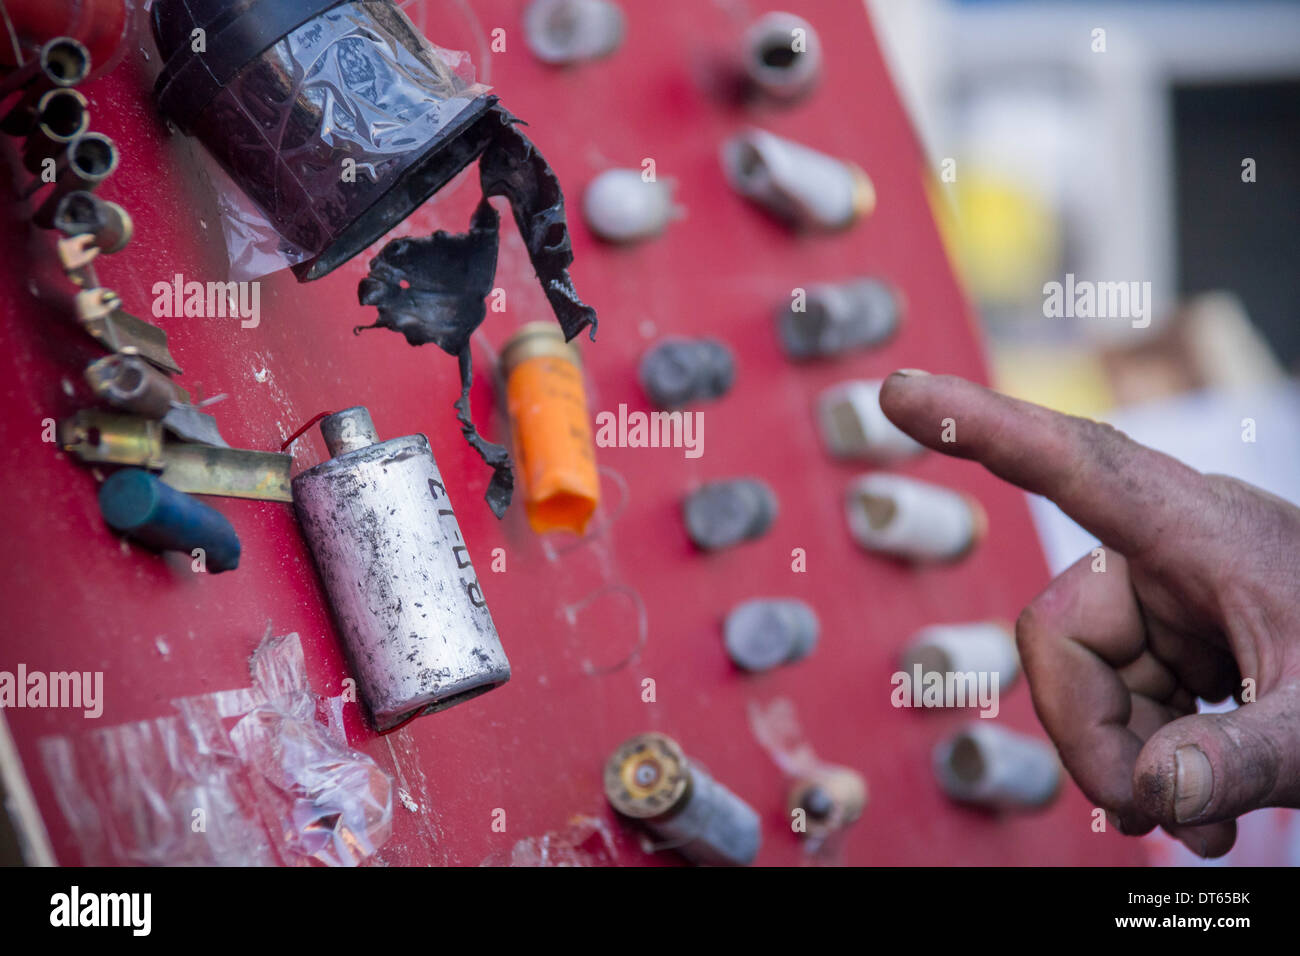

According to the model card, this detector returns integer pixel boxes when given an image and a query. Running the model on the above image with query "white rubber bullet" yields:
[933,723,1061,811]
[524,0,625,64]
[901,622,1019,688]
[583,169,678,243]
[721,129,874,231]
[845,474,985,562]
[818,380,924,462]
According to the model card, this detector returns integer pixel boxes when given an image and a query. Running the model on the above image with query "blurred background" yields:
[870,0,1300,865]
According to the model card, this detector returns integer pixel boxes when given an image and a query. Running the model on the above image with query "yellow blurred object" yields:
[501,322,601,535]
[928,164,1061,308]
[990,345,1116,419]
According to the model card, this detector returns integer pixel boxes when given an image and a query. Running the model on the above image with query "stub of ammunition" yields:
[604,732,761,866]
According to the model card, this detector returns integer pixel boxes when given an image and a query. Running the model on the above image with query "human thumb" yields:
[1133,683,1300,827]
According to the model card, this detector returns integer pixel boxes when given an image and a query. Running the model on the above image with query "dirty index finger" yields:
[878,371,1207,560]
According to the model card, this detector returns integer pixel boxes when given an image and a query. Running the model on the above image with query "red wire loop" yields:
[281,410,335,451]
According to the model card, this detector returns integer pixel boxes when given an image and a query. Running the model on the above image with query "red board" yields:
[0,0,1145,865]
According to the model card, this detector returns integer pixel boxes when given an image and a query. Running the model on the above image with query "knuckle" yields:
[1014,603,1046,657]
[1075,415,1129,455]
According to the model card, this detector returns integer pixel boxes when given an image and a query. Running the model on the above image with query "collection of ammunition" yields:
[3,2,1056,869]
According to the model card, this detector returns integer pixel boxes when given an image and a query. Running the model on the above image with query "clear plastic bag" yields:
[40,631,394,867]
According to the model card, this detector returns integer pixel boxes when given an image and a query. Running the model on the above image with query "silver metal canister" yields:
[292,407,510,732]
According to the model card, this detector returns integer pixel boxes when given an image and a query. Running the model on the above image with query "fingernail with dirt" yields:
[1174,745,1213,822]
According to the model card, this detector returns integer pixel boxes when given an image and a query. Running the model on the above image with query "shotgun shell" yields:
[604,732,761,866]
[500,322,600,535]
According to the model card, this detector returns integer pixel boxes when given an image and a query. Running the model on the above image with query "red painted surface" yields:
[0,0,1145,865]
[0,0,129,69]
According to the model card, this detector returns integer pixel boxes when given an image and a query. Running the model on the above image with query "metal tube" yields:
[21,87,88,172]
[85,354,184,419]
[0,37,91,111]
[31,131,119,227]
[53,191,133,253]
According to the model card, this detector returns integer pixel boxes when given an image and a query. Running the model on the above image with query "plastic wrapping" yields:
[151,0,492,281]
[479,815,617,867]
[209,161,312,281]
[39,631,393,866]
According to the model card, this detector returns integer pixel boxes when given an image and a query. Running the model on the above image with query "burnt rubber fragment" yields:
[356,105,597,517]
[454,347,514,518]
[355,201,511,515]
[478,108,598,345]
[357,199,501,353]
